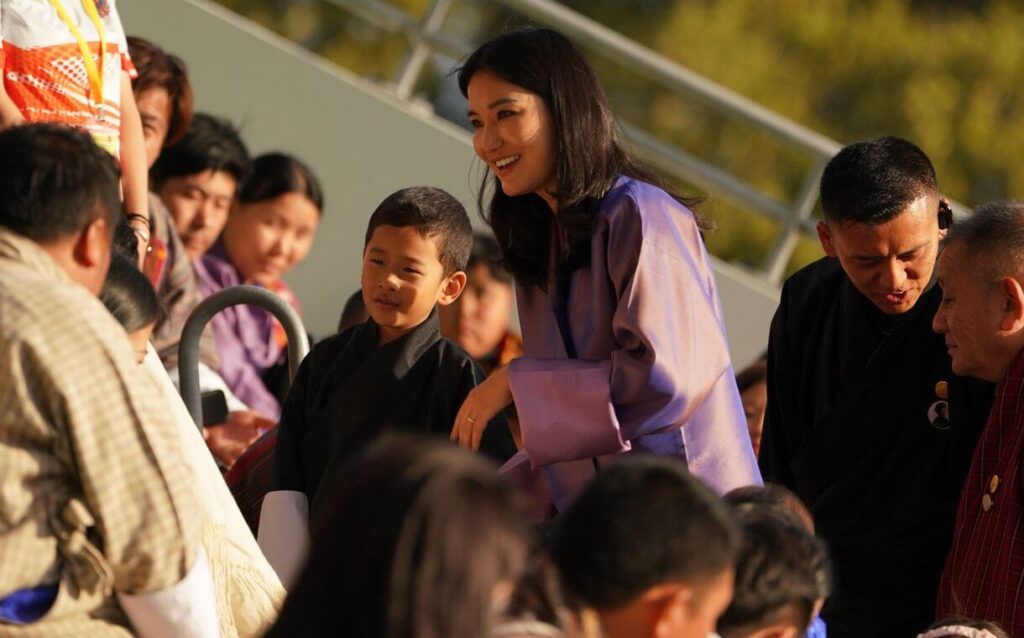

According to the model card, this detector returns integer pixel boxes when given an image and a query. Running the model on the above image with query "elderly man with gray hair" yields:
[933,200,1024,633]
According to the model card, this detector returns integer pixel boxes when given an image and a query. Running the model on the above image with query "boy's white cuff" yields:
[116,547,219,638]
[258,490,311,590]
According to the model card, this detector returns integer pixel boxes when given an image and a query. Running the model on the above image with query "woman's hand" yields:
[203,409,274,468]
[451,364,513,451]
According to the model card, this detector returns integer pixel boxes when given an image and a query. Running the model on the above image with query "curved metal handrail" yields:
[178,285,311,429]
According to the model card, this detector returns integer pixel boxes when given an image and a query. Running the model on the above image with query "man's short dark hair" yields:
[820,136,938,225]
[551,457,740,609]
[150,113,249,188]
[0,124,121,242]
[944,200,1024,282]
[364,187,473,275]
[717,509,831,638]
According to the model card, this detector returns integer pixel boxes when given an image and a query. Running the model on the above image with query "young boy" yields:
[716,506,831,638]
[259,186,517,587]
[551,456,740,638]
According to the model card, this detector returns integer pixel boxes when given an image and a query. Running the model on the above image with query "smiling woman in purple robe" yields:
[450,27,761,511]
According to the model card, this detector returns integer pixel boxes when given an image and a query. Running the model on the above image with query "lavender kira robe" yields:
[506,176,761,510]
[196,242,285,420]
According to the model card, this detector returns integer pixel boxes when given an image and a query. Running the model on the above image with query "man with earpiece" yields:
[759,137,993,637]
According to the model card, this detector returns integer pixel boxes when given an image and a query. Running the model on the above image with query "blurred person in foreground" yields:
[0,123,217,636]
[266,434,529,637]
[551,456,739,638]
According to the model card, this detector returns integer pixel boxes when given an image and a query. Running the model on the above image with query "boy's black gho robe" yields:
[760,257,993,638]
[270,309,517,519]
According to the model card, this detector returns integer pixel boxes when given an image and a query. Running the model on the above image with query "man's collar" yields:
[0,228,73,284]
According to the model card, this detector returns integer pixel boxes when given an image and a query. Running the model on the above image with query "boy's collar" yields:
[359,308,442,379]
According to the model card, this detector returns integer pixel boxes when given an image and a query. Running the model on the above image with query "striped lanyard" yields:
[49,0,107,119]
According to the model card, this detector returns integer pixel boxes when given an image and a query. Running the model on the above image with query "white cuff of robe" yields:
[117,547,219,638]
[258,490,311,590]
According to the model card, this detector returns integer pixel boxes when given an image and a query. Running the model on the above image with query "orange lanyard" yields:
[49,0,107,117]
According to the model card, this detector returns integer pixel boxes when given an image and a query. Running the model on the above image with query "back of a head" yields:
[238,152,324,211]
[150,113,250,187]
[364,186,473,275]
[820,136,938,225]
[716,509,831,638]
[944,200,1024,280]
[551,456,739,610]
[127,36,193,147]
[272,435,529,638]
[100,254,163,332]
[0,124,121,242]
[920,618,1010,638]
[724,484,815,534]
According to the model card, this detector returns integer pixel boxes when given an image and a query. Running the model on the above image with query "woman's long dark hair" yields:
[238,152,324,212]
[267,435,529,638]
[457,27,702,288]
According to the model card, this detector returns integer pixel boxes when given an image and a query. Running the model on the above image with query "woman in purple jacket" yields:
[198,152,322,420]
[451,27,761,512]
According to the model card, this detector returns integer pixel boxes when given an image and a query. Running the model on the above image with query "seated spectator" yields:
[151,112,248,264]
[126,36,217,370]
[266,434,529,637]
[260,186,516,587]
[716,508,831,638]
[151,112,272,466]
[100,253,164,363]
[551,456,739,638]
[736,356,768,456]
[918,618,1010,638]
[198,152,322,421]
[0,123,217,635]
[440,232,522,376]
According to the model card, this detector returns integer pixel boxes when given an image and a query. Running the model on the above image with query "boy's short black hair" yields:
[0,124,121,242]
[820,136,938,226]
[150,113,250,188]
[717,509,831,638]
[551,457,739,609]
[364,186,473,275]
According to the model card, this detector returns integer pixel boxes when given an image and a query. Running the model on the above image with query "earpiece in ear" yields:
[938,201,953,230]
